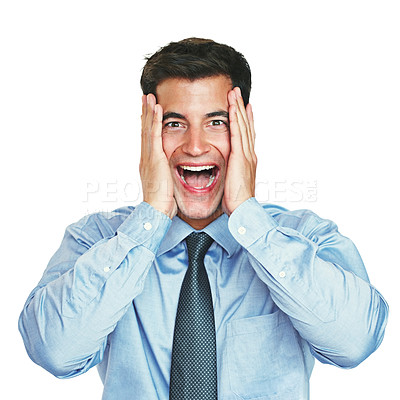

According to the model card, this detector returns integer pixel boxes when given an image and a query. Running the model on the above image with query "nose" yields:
[181,127,211,156]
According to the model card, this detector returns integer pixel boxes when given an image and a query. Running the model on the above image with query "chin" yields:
[176,199,223,226]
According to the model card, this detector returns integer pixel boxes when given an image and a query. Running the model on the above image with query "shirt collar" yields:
[157,213,239,258]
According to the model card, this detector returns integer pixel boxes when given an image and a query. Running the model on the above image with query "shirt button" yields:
[144,222,152,231]
[104,266,111,273]
[279,271,286,278]
[238,226,246,235]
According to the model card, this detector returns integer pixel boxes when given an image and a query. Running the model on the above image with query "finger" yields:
[147,105,164,173]
[146,94,159,153]
[232,88,251,157]
[236,89,256,162]
[151,103,163,142]
[234,88,250,129]
[140,95,147,163]
[228,90,247,155]
[141,94,151,131]
[246,103,256,158]
[141,94,146,124]
[233,88,251,143]
[144,94,156,135]
[228,102,243,155]
[141,94,157,164]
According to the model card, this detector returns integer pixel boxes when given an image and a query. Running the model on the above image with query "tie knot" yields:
[186,232,214,262]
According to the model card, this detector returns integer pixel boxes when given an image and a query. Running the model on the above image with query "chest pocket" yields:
[226,310,305,400]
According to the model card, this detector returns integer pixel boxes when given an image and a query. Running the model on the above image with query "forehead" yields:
[155,76,232,113]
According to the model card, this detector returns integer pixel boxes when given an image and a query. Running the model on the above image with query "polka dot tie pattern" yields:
[169,232,217,400]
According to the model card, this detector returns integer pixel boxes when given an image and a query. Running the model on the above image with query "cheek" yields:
[216,135,231,165]
[162,135,178,160]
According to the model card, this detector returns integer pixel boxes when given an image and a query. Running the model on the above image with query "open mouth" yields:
[177,165,218,190]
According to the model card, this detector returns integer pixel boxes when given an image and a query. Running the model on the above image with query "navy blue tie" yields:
[169,232,217,399]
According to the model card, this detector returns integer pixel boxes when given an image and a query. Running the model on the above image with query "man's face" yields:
[156,75,232,229]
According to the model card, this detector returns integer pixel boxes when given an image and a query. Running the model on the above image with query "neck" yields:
[178,208,224,230]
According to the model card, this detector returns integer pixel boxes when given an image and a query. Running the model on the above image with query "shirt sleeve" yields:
[228,197,389,368]
[18,202,171,378]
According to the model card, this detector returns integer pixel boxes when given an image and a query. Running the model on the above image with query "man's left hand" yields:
[222,87,257,216]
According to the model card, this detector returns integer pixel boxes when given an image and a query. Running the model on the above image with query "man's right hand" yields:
[139,94,177,219]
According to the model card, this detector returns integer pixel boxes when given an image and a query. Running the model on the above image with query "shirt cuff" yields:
[228,198,278,248]
[117,202,172,254]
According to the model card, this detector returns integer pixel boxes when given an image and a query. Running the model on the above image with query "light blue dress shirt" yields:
[19,198,388,399]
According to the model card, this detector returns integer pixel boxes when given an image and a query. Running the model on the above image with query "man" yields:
[19,38,388,399]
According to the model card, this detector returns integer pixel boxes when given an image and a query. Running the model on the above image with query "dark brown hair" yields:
[140,37,252,105]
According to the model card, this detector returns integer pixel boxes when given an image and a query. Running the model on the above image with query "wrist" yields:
[143,199,177,220]
[223,193,253,216]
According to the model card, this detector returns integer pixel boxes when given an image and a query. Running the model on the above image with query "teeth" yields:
[180,170,216,189]
[181,165,214,171]
[205,175,215,187]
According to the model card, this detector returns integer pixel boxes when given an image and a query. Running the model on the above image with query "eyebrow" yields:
[162,110,229,122]
[206,111,229,119]
[162,112,185,121]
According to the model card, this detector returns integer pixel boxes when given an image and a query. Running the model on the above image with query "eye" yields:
[165,121,182,128]
[210,120,225,126]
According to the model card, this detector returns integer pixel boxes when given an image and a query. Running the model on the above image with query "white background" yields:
[1,1,399,398]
